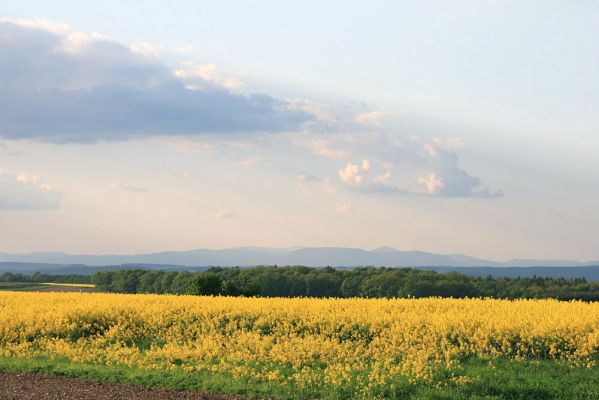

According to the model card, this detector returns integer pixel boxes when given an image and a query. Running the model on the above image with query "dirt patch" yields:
[29,286,98,292]
[0,283,28,287]
[0,371,250,400]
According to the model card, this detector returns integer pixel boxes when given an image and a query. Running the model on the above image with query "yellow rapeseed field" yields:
[1,292,598,395]
[41,283,96,288]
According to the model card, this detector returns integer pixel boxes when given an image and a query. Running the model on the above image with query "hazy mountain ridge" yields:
[0,247,597,268]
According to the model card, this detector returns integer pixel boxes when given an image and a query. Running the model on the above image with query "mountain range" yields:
[1,247,597,268]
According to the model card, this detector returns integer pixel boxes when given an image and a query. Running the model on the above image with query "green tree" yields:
[187,273,223,295]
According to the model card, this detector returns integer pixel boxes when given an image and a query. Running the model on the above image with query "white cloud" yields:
[174,62,243,90]
[354,110,397,126]
[0,170,62,210]
[335,203,353,215]
[311,133,502,198]
[214,210,236,219]
[0,17,70,35]
[417,173,444,194]
[58,32,112,54]
[130,42,163,58]
[422,143,438,157]
[110,182,148,193]
[338,160,370,184]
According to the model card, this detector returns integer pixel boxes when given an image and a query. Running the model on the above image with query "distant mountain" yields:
[0,262,209,275]
[0,247,597,269]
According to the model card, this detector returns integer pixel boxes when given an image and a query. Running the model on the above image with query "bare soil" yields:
[0,371,249,400]
[30,286,97,292]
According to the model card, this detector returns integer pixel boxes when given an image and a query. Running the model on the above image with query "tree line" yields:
[0,272,92,284]
[91,266,599,301]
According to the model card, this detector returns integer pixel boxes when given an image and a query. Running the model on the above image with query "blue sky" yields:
[0,1,597,260]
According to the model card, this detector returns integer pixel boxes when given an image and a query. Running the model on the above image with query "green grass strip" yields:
[1,356,599,399]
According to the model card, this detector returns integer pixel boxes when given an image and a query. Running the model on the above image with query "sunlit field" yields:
[1,292,599,399]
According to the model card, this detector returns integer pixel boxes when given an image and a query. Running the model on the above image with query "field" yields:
[1,292,599,399]
[0,282,96,292]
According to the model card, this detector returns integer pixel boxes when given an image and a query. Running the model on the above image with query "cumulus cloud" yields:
[417,173,444,194]
[174,62,243,90]
[338,159,370,184]
[130,42,163,58]
[0,19,309,143]
[292,132,501,198]
[0,170,62,209]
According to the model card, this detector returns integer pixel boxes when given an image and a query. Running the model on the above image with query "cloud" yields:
[1,17,69,35]
[0,19,309,143]
[130,42,163,58]
[0,170,62,210]
[374,170,392,185]
[293,132,501,198]
[174,62,243,90]
[335,203,353,215]
[412,141,502,197]
[338,159,370,184]
[417,173,444,194]
[109,182,148,193]
[354,110,397,126]
[214,210,236,219]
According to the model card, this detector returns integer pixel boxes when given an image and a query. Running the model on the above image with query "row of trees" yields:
[91,266,599,301]
[0,272,92,284]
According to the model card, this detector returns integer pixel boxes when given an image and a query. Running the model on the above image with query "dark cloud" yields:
[0,21,309,143]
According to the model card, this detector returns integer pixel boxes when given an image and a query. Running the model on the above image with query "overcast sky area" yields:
[0,1,597,261]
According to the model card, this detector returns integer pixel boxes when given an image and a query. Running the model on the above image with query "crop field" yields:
[0,282,96,292]
[1,292,599,399]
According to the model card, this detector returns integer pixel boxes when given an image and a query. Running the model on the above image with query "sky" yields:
[0,1,597,261]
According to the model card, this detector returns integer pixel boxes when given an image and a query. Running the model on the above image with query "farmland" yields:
[1,292,599,399]
[0,282,96,292]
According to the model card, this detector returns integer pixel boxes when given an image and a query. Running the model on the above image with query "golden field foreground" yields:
[1,292,599,397]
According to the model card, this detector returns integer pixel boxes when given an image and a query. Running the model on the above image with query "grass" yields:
[0,356,598,399]
[0,282,97,292]
[0,283,49,291]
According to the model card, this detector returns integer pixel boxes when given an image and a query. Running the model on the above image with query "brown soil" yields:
[30,286,98,292]
[0,283,36,288]
[0,371,249,400]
